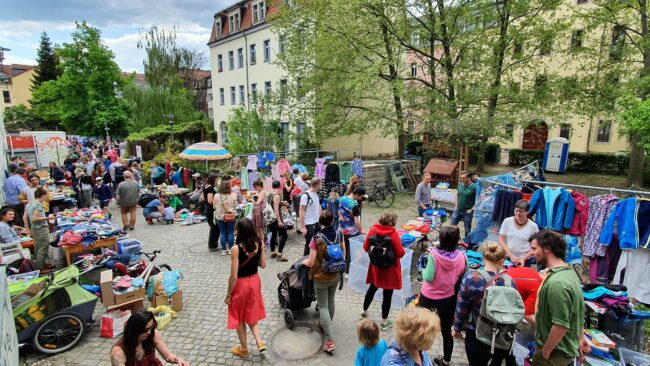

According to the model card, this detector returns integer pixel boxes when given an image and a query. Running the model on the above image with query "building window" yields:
[217,54,223,72]
[596,121,612,143]
[237,48,244,68]
[252,1,266,25]
[250,44,257,65]
[296,122,306,147]
[559,123,571,139]
[264,81,272,95]
[534,75,549,98]
[410,63,418,78]
[296,77,304,98]
[280,122,290,151]
[220,121,228,144]
[229,12,240,33]
[251,83,258,101]
[538,36,552,56]
[228,51,234,70]
[215,20,222,38]
[513,41,523,55]
[505,123,514,139]
[208,93,213,101]
[263,40,271,62]
[208,108,214,117]
[279,35,286,54]
[219,88,225,105]
[610,25,626,60]
[239,85,245,105]
[571,30,585,50]
[2,90,10,104]
[230,86,236,105]
[407,121,415,136]
[577,0,588,4]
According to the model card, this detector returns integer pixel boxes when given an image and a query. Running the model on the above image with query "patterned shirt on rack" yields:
[583,194,619,257]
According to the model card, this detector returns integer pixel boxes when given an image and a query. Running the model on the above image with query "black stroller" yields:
[277,256,316,329]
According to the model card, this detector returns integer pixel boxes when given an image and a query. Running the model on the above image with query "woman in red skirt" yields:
[225,218,267,358]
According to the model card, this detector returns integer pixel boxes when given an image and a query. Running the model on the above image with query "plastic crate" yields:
[619,347,650,366]
[347,238,413,309]
[118,238,142,262]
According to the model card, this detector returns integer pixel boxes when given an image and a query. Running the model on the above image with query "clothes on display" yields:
[528,187,575,231]
[246,155,258,170]
[565,191,589,236]
[325,163,340,185]
[563,234,582,264]
[248,171,259,190]
[584,195,619,258]
[588,236,621,284]
[277,159,292,175]
[339,162,352,183]
[600,198,650,251]
[230,156,241,171]
[240,169,250,191]
[352,158,363,178]
[291,164,308,174]
[271,164,281,181]
[314,158,326,179]
[491,190,523,224]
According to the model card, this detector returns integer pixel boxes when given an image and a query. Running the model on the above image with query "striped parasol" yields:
[178,141,232,161]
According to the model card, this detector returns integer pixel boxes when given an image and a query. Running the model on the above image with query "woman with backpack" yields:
[452,242,517,366]
[302,210,345,353]
[214,180,238,256]
[418,226,466,366]
[361,211,405,332]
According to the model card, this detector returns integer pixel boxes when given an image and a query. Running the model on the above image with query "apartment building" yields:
[0,64,35,117]
[208,0,302,149]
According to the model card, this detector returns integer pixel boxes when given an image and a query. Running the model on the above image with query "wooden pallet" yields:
[403,163,419,190]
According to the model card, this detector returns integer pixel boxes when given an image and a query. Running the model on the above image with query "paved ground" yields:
[21,194,471,366]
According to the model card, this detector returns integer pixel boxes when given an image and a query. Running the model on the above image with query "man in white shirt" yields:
[300,177,322,256]
[499,199,539,266]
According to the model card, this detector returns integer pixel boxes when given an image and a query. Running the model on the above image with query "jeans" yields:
[269,221,288,253]
[464,328,515,366]
[451,209,474,238]
[417,204,431,217]
[419,294,456,362]
[217,220,235,249]
[363,284,394,319]
[314,278,339,341]
[206,211,220,249]
[304,223,321,256]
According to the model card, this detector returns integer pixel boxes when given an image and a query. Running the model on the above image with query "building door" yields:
[522,120,548,150]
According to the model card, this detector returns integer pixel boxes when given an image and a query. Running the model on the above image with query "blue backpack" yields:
[317,232,346,273]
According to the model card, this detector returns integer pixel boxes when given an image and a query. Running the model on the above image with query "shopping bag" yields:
[147,305,177,330]
[100,309,131,338]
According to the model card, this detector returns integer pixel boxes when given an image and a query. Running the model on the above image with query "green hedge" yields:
[508,148,650,183]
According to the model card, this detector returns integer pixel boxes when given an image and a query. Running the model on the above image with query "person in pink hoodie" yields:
[418,226,466,366]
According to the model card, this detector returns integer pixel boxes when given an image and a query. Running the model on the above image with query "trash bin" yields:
[543,137,569,173]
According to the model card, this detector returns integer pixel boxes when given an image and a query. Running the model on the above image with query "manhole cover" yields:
[270,326,323,360]
[187,242,212,255]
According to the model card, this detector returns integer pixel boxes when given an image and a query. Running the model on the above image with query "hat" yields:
[192,172,201,178]
[96,177,103,181]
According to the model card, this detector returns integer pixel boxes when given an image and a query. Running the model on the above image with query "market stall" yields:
[54,209,123,265]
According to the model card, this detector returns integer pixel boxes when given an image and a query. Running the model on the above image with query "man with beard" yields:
[530,230,589,366]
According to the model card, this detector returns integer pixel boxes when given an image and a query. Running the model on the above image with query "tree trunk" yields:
[476,137,488,173]
[379,19,406,158]
[627,136,645,188]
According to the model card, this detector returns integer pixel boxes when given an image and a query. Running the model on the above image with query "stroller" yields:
[10,265,98,355]
[277,256,316,329]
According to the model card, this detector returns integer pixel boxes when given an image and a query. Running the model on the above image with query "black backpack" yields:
[114,166,125,181]
[138,193,158,207]
[367,234,396,267]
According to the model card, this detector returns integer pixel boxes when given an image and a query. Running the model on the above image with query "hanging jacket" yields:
[528,188,575,231]
[277,159,292,175]
[491,189,522,225]
[583,194,619,257]
[565,191,589,236]
[600,198,639,251]
[638,201,650,250]
[325,163,340,184]
[352,158,363,177]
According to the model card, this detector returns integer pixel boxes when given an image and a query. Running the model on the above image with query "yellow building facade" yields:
[0,65,35,117]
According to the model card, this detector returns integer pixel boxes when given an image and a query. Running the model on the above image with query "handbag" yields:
[100,309,131,338]
[262,193,278,225]
[220,194,236,222]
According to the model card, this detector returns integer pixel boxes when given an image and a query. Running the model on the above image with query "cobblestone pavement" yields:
[22,195,471,366]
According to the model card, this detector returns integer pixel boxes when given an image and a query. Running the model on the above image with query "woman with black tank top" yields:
[225,219,267,358]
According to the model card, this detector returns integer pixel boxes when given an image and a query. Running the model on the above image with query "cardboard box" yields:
[100,270,146,306]
[149,290,183,312]
[11,282,45,308]
[107,298,144,312]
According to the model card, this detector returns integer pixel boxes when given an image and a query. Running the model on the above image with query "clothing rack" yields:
[481,179,519,190]
[521,180,650,196]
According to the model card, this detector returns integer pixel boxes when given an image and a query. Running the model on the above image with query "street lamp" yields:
[168,114,174,141]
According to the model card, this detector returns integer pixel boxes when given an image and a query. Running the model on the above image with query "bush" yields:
[469,143,500,164]
[508,149,544,167]
[406,140,423,155]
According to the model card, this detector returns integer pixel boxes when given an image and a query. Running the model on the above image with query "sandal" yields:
[257,342,267,353]
[276,255,288,262]
[231,345,250,358]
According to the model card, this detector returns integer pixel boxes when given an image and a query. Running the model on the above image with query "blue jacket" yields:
[528,188,575,231]
[599,198,638,251]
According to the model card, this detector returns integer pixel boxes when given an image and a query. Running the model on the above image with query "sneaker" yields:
[122,226,130,232]
[359,311,368,320]
[227,249,231,255]
[323,340,336,353]
[221,251,226,256]
[277,255,288,262]
[381,320,395,331]
[343,273,349,279]
[129,226,135,231]
[433,357,450,366]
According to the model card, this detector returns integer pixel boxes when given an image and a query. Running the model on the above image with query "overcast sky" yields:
[0,0,232,72]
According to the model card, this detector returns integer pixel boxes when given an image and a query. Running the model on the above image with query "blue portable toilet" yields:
[542,137,570,173]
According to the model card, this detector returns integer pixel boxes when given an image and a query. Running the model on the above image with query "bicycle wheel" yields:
[375,188,395,208]
[33,312,86,354]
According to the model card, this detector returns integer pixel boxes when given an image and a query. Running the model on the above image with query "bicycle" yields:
[113,250,172,285]
[368,181,395,208]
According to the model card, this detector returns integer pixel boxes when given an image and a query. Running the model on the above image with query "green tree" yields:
[570,1,649,187]
[31,32,60,91]
[225,107,285,154]
[2,105,54,132]
[30,22,130,135]
[618,96,650,152]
